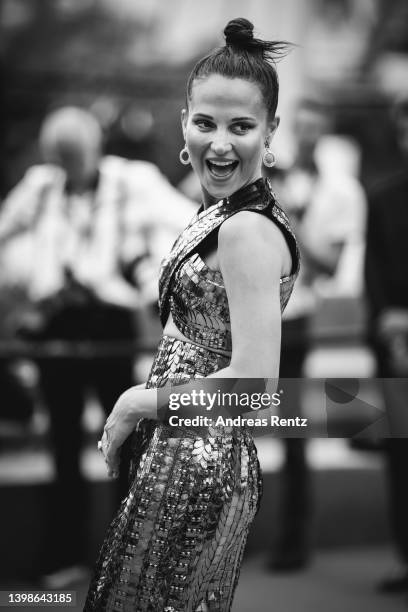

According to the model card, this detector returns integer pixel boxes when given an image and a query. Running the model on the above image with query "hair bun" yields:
[224,18,254,49]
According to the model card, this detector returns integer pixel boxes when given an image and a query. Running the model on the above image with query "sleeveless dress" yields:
[84,178,299,612]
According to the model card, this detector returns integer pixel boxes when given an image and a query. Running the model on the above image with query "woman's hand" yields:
[98,387,144,478]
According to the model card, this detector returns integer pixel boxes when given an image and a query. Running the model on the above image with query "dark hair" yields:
[186,18,292,119]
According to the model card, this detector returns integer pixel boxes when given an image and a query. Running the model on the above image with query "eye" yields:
[231,122,254,135]
[193,119,214,131]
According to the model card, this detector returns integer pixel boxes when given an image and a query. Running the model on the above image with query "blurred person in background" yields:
[365,93,408,594]
[266,99,366,571]
[0,106,195,584]
[85,18,299,612]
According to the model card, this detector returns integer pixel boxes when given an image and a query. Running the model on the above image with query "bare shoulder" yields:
[218,210,292,277]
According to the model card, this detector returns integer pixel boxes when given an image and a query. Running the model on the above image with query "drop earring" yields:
[179,145,191,165]
[263,142,276,168]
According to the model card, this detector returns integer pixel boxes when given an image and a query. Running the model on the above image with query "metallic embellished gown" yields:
[84,179,299,612]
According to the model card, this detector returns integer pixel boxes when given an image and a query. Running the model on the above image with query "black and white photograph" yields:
[1,1,408,610]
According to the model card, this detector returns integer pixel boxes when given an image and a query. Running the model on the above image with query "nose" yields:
[210,132,232,156]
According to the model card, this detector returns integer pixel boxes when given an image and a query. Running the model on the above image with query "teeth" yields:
[209,161,235,166]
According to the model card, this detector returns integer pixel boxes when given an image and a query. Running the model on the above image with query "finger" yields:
[106,446,120,476]
[107,460,120,479]
[106,446,120,469]
[108,468,120,479]
[101,429,109,449]
[99,431,110,462]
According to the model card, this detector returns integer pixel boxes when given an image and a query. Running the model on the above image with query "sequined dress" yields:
[84,178,299,612]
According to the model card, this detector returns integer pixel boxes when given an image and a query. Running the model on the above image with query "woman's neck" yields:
[202,187,218,210]
[201,176,264,210]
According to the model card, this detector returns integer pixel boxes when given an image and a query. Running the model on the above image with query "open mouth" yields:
[206,159,239,179]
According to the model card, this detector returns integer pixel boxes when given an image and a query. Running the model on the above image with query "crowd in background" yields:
[1,0,408,602]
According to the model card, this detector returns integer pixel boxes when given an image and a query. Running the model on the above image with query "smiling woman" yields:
[182,74,279,204]
[84,18,298,612]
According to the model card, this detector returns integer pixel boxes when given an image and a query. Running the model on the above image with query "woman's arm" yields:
[100,211,289,476]
[213,210,288,379]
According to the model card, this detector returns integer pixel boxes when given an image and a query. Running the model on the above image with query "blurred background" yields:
[1,0,408,610]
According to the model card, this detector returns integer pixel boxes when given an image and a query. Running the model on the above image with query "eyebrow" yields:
[230,116,256,122]
[192,113,213,119]
[192,113,256,122]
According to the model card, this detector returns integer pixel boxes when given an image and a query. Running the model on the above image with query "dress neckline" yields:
[198,178,271,215]
[222,177,270,210]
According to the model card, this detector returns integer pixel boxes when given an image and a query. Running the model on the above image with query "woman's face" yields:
[182,74,278,203]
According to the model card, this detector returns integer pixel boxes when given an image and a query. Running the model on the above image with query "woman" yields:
[85,18,299,612]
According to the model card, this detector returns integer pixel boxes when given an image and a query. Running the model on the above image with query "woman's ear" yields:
[267,115,280,141]
[181,108,188,140]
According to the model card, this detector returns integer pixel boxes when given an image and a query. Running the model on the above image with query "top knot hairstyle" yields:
[186,18,292,119]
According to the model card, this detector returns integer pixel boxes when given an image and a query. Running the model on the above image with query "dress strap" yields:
[158,178,299,326]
